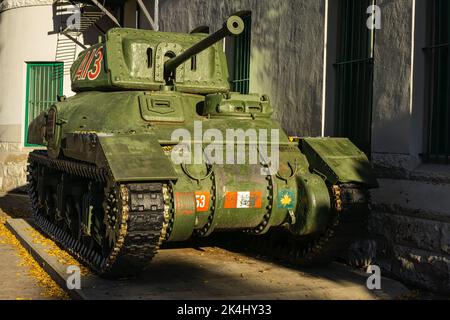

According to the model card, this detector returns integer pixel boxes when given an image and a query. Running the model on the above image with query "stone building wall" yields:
[0,143,29,192]
[157,0,450,294]
[369,0,450,293]
[370,171,450,293]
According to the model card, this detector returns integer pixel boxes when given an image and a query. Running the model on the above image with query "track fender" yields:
[96,133,178,182]
[290,173,331,236]
[301,138,378,187]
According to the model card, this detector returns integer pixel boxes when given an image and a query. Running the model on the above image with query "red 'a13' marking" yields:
[74,52,90,81]
[87,47,103,80]
[74,47,104,81]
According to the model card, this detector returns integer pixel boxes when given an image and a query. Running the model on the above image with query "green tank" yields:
[26,14,378,277]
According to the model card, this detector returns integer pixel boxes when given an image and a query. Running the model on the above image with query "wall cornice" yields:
[0,0,53,13]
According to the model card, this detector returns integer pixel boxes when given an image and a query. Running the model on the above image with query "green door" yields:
[24,62,63,147]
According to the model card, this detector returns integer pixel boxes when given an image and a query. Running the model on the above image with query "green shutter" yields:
[24,62,64,147]
[231,14,251,94]
[423,0,450,164]
[334,0,375,155]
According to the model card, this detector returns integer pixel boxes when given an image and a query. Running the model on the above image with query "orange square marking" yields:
[195,191,210,212]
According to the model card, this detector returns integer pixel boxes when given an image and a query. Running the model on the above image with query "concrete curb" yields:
[6,218,88,299]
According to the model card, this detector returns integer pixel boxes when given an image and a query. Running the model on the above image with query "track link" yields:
[27,151,169,277]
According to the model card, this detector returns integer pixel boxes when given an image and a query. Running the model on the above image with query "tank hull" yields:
[26,90,377,276]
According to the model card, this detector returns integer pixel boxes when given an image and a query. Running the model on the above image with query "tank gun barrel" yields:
[164,15,245,79]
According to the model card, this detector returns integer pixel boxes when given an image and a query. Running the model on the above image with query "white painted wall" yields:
[0,4,82,144]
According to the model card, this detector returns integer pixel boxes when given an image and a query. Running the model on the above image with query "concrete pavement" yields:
[1,192,411,300]
[7,217,410,300]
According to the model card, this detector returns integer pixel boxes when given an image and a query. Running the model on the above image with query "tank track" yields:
[219,184,370,267]
[27,150,169,277]
[287,184,370,266]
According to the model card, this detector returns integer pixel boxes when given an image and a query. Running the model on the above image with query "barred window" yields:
[334,0,376,155]
[423,0,450,164]
[228,12,251,94]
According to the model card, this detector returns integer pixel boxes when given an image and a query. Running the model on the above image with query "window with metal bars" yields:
[230,13,251,94]
[334,0,375,155]
[24,62,64,147]
[423,0,450,164]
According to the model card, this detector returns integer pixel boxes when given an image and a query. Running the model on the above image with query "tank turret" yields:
[164,15,244,82]
[70,15,244,94]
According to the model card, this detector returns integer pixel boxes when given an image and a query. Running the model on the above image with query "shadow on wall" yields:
[49,2,64,35]
[48,2,116,47]
[371,113,415,166]
[158,0,325,137]
[365,105,450,296]
[245,1,325,138]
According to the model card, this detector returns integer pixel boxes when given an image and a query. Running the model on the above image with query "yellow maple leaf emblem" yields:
[281,194,292,207]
